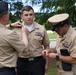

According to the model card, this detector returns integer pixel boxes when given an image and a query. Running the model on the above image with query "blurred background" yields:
[1,0,76,30]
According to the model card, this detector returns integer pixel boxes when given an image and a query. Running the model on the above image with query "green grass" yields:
[48,67,57,75]
[47,32,57,39]
[47,60,58,75]
[48,65,57,75]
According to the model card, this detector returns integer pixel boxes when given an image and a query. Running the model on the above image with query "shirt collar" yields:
[32,22,39,29]
[22,21,39,31]
[25,23,34,31]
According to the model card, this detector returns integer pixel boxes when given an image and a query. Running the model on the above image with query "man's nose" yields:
[27,15,31,18]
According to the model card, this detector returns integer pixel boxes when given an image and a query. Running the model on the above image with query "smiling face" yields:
[21,6,35,26]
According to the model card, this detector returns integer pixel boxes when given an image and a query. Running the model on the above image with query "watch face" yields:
[56,55,59,60]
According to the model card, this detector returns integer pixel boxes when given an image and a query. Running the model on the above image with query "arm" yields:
[21,25,28,53]
[6,21,22,29]
[59,38,76,64]
[42,28,51,56]
[42,27,50,72]
[43,36,76,64]
[48,53,76,64]
[43,45,50,73]
[59,55,76,64]
[8,31,28,53]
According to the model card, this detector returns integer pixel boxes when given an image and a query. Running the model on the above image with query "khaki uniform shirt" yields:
[56,26,76,75]
[13,22,50,58]
[0,24,26,68]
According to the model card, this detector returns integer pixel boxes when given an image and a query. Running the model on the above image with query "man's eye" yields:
[25,14,28,16]
[24,14,33,16]
[30,14,33,16]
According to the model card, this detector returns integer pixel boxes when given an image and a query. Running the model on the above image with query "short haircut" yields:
[21,6,34,14]
[0,11,8,19]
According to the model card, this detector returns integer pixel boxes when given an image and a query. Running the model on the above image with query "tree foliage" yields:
[9,2,23,23]
[39,0,76,28]
[4,0,76,29]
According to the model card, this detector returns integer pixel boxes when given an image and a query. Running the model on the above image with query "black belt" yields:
[18,56,43,61]
[0,67,15,71]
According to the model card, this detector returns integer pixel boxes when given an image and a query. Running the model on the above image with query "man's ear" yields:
[2,15,7,21]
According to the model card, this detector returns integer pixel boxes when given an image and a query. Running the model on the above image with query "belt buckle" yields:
[28,57,34,61]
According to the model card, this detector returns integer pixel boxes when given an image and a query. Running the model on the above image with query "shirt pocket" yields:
[33,36,43,48]
[33,36,43,41]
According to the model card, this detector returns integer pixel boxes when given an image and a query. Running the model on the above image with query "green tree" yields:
[9,2,23,22]
[4,0,76,29]
[39,0,76,28]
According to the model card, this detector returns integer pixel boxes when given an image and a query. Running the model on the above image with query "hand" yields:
[42,49,49,57]
[48,53,57,59]
[11,21,22,28]
[22,25,27,33]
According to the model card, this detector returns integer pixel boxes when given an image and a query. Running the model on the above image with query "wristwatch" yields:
[10,24,14,28]
[56,54,59,60]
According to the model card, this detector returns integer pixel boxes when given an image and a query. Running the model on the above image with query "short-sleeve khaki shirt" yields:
[0,24,26,68]
[56,26,76,75]
[14,22,50,58]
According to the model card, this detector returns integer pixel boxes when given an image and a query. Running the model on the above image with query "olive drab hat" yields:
[48,13,69,31]
[0,1,8,13]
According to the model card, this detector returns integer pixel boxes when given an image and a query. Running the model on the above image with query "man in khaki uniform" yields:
[0,1,28,75]
[42,13,76,75]
[10,6,50,75]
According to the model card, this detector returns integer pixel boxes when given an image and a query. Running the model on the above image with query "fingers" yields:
[21,24,27,33]
[12,21,22,28]
[22,25,25,30]
[42,51,46,55]
[42,50,49,57]
[16,22,22,28]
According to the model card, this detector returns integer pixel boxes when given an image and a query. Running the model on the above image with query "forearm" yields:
[59,55,76,64]
[22,32,28,50]
[6,22,22,29]
[6,24,14,29]
[45,45,50,64]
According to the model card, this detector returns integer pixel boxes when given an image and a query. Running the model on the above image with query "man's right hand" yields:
[11,21,22,28]
[42,50,49,57]
[6,21,22,29]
